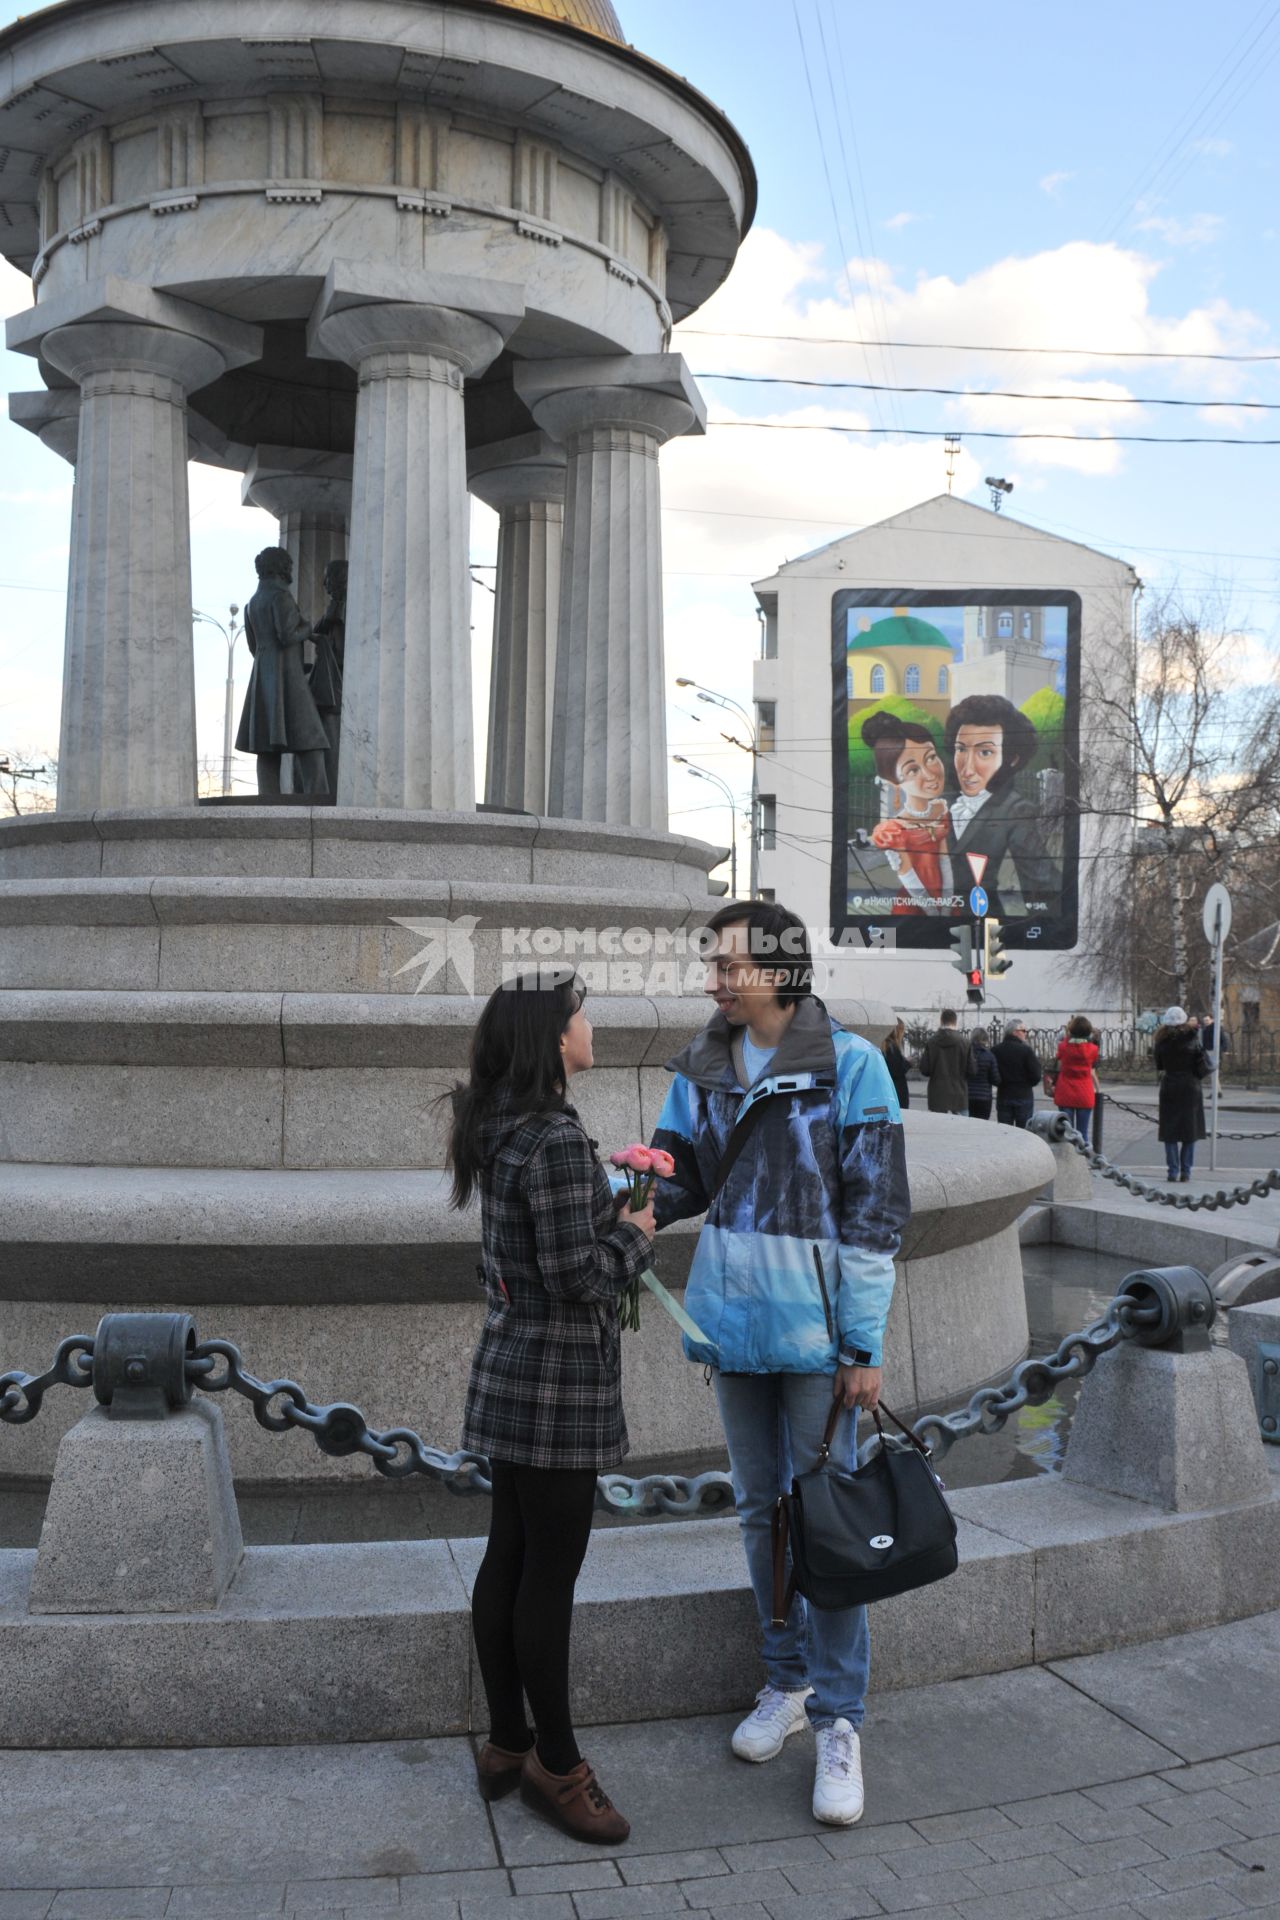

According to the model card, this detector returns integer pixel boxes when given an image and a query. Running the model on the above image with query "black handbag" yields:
[772,1401,958,1618]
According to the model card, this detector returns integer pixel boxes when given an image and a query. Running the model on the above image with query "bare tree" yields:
[1076,589,1280,1011]
[0,751,58,818]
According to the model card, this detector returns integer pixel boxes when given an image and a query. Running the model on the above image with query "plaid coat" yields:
[461,1097,651,1470]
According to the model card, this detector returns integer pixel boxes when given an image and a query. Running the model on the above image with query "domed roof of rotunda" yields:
[847,614,953,654]
[486,0,625,41]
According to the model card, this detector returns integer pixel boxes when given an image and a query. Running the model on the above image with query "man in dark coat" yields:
[993,1019,1042,1127]
[944,696,1058,918]
[917,1009,971,1114]
[234,547,330,796]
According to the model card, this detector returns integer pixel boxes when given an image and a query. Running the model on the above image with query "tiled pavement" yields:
[5,1612,1280,1920]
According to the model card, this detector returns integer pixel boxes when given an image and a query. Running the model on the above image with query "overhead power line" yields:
[710,421,1280,446]
[695,372,1280,411]
[679,329,1280,364]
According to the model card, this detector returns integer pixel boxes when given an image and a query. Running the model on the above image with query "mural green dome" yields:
[847,614,952,653]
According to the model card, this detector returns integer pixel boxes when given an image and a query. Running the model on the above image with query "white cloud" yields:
[1134,211,1224,249]
[1039,171,1074,197]
[1191,137,1233,158]
[883,211,921,230]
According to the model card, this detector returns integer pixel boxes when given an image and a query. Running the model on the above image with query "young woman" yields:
[1154,1005,1209,1182]
[448,970,655,1844]
[965,1027,1000,1121]
[881,1017,913,1109]
[861,713,952,915]
[1052,1014,1100,1144]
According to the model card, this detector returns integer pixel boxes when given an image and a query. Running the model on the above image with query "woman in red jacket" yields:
[1052,1015,1100,1145]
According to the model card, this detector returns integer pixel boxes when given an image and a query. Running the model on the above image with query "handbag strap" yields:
[770,1497,796,1627]
[706,1092,769,1205]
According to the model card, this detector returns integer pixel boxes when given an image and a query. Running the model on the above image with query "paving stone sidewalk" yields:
[5,1611,1280,1920]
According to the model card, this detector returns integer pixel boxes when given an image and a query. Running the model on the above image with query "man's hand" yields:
[833,1363,881,1412]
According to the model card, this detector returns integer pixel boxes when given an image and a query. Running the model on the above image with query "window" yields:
[1243,999,1261,1029]
[758,794,777,851]
[997,611,1013,637]
[1021,611,1033,639]
[756,702,776,753]
[870,665,886,694]
[904,664,920,694]
[976,610,985,637]
[846,667,854,699]
[938,666,949,693]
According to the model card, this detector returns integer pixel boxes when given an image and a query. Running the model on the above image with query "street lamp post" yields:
[673,756,740,896]
[193,605,243,796]
[675,677,759,897]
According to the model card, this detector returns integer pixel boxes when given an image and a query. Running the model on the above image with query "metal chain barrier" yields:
[1032,1111,1280,1210]
[907,1292,1161,1465]
[186,1338,735,1518]
[1100,1090,1280,1142]
[0,1268,1219,1506]
[0,1336,95,1425]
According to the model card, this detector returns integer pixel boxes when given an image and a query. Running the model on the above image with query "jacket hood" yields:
[665,994,840,1091]
[930,1028,968,1052]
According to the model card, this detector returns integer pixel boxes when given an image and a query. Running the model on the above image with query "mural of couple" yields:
[830,592,1080,951]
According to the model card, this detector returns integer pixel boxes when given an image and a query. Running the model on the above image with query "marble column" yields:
[40,321,229,812]
[309,298,516,811]
[242,448,353,625]
[469,434,566,815]
[516,355,705,832]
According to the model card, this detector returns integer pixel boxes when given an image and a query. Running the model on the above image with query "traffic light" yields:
[949,925,973,974]
[966,965,985,1007]
[984,919,1013,978]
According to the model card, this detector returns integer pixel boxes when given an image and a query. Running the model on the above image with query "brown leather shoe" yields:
[521,1747,630,1844]
[474,1740,531,1802]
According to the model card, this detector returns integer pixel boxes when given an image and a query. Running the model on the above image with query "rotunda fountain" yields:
[0,0,1053,1501]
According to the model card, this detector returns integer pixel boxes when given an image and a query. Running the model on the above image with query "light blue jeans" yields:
[714,1369,870,1730]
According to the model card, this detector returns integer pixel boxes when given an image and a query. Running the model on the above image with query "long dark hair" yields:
[942,694,1037,791]
[446,969,584,1208]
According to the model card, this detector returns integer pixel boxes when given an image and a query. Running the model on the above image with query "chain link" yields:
[908,1293,1160,1465]
[1050,1116,1280,1211]
[0,1335,95,1425]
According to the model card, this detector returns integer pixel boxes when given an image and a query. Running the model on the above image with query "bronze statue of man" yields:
[308,558,346,798]
[234,547,330,796]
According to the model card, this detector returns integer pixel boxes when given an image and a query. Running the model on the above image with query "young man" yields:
[651,901,910,1826]
[917,1008,970,1115]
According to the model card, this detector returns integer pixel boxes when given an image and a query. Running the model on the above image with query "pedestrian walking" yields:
[1051,1015,1099,1145]
[448,970,655,1844]
[1154,1005,1208,1182]
[882,1018,912,1109]
[965,1027,1000,1120]
[993,1021,1042,1127]
[917,1008,971,1114]
[650,900,910,1827]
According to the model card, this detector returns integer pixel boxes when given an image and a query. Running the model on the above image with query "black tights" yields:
[471,1460,597,1776]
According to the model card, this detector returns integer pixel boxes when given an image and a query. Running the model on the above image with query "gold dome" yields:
[486,0,625,42]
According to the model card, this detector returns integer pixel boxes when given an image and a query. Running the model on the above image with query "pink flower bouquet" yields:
[608,1143,676,1330]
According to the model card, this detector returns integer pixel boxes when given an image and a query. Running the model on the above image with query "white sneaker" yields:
[730,1684,813,1762]
[812,1719,864,1826]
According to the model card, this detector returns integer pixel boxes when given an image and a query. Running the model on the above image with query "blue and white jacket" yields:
[651,997,910,1374]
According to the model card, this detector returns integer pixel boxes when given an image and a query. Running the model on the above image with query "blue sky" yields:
[2,0,1277,850]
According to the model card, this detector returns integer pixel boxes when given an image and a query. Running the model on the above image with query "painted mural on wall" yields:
[829,590,1080,950]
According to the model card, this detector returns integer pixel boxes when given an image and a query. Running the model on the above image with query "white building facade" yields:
[751,493,1140,1024]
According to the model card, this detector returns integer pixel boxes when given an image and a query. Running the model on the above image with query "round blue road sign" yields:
[968,885,989,918]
